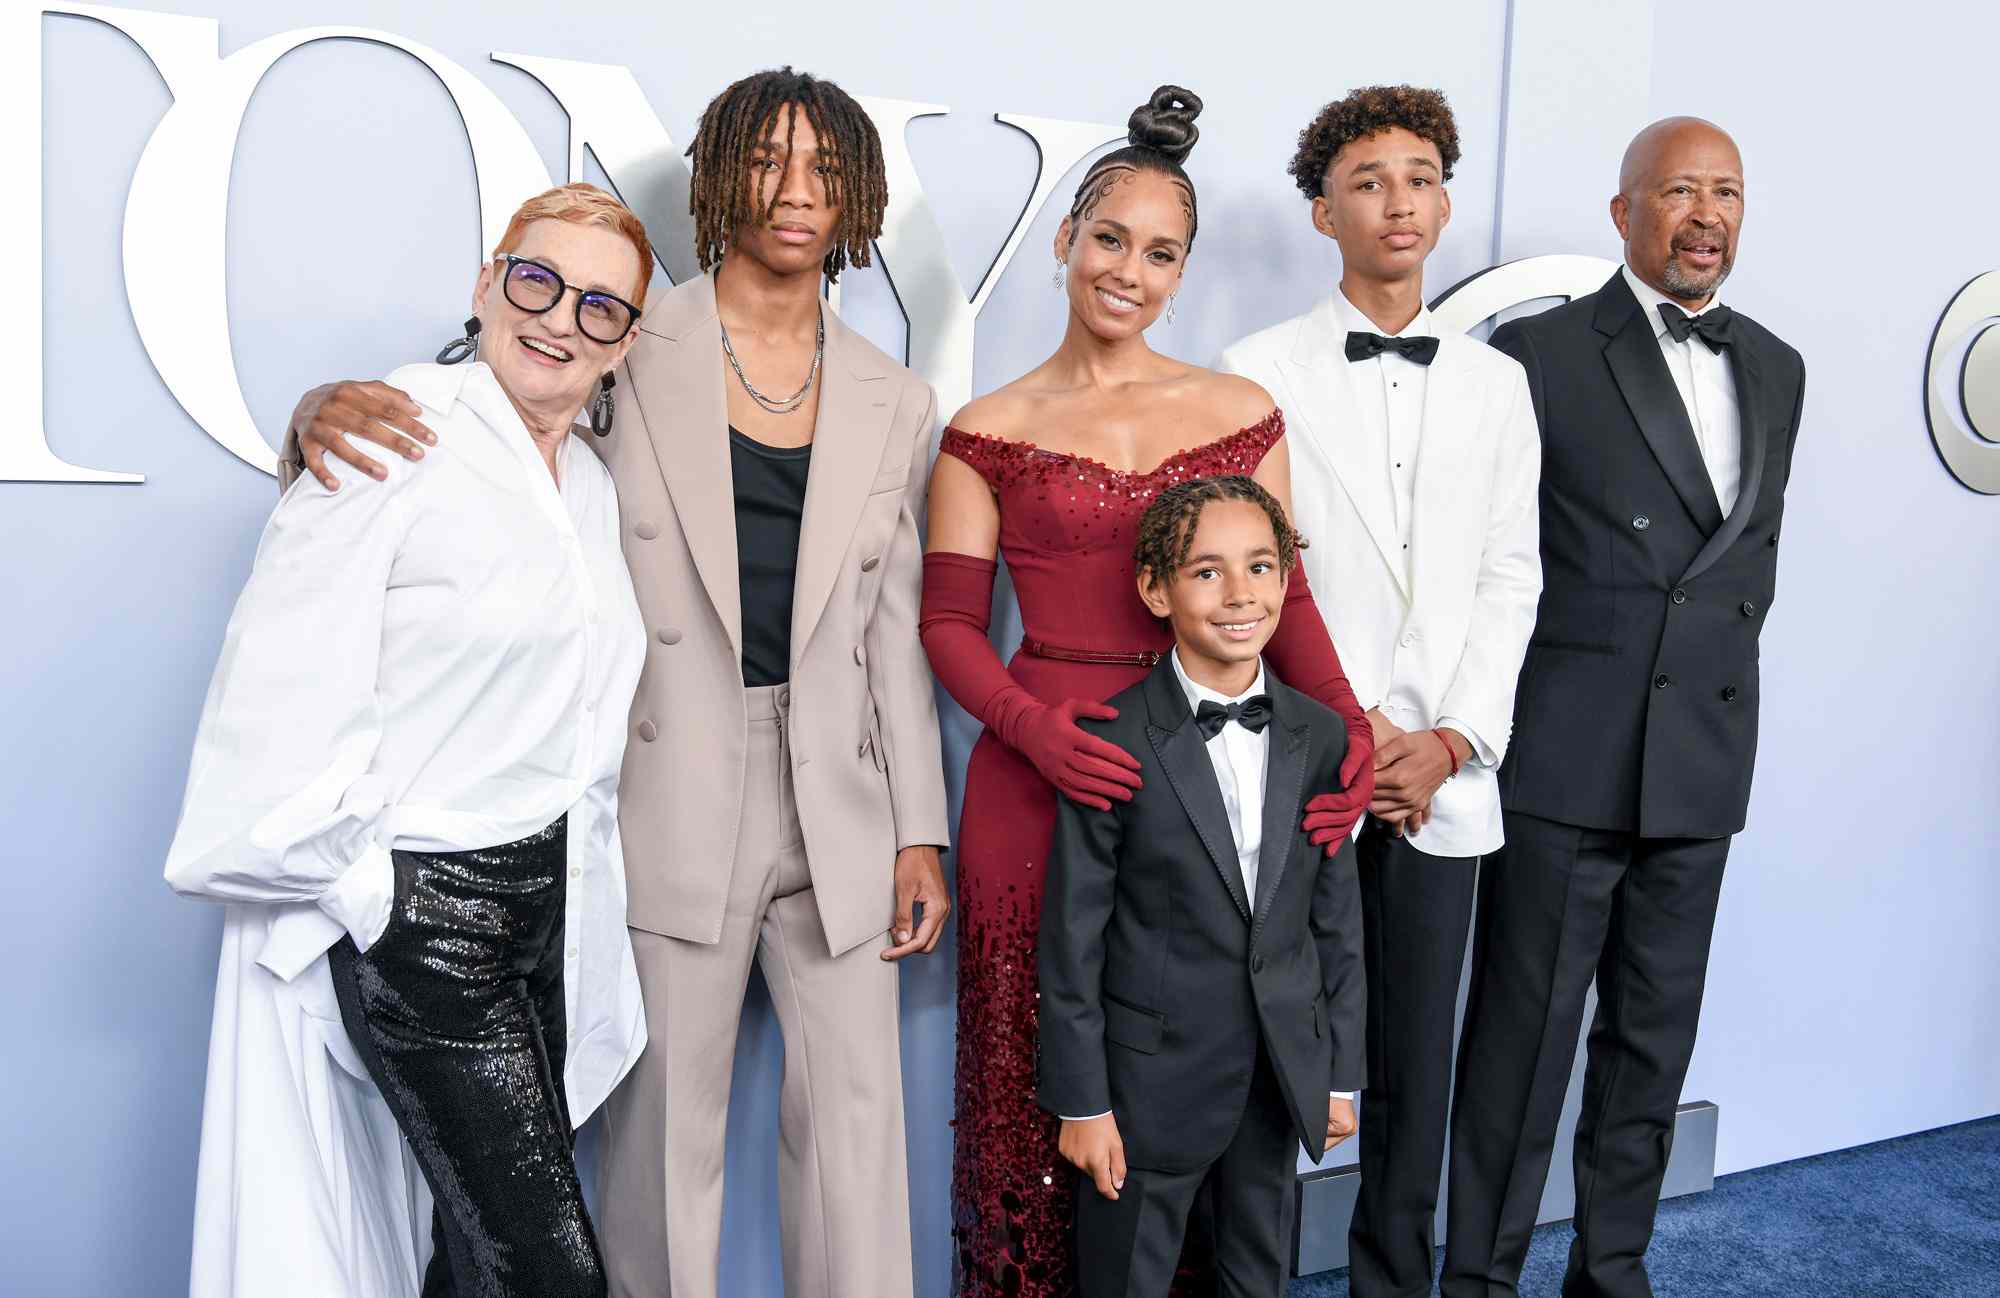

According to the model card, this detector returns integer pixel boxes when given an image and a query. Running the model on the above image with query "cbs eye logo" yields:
[1925,274,2000,494]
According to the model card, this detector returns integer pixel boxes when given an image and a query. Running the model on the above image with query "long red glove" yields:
[1264,565,1376,854]
[920,552,1143,811]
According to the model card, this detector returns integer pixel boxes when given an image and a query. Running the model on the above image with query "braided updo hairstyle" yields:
[1064,85,1204,254]
[1133,475,1305,590]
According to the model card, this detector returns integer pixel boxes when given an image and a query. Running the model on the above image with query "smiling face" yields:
[1312,125,1450,287]
[473,217,644,424]
[1613,118,1744,309]
[1055,168,1191,340]
[730,103,844,278]
[1138,498,1287,687]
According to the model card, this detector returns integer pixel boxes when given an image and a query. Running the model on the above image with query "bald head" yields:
[1619,117,1741,197]
[1612,116,1745,309]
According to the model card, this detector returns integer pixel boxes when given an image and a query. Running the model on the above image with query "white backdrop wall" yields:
[4,3,1995,1295]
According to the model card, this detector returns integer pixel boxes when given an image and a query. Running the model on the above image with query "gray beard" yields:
[1662,248,1732,300]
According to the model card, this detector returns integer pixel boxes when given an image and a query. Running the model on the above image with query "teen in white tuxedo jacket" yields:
[1218,288,1541,859]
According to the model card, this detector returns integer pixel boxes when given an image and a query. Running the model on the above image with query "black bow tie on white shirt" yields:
[1658,302,1736,352]
[1345,331,1440,366]
[1194,696,1274,739]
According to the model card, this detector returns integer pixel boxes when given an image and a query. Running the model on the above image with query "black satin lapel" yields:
[1147,722,1252,923]
[1681,342,1769,584]
[1249,719,1310,941]
[1605,323,1725,535]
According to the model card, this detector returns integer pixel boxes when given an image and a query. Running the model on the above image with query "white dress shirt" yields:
[1329,289,1430,586]
[165,359,647,1117]
[1172,649,1270,902]
[1621,262,1743,515]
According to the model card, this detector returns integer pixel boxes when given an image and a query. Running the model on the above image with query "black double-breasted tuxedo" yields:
[1442,270,1805,1298]
[1037,657,1364,1296]
[1495,269,1804,839]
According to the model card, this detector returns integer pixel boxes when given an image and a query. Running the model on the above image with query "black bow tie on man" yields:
[1345,331,1440,366]
[1194,696,1274,739]
[1658,301,1736,352]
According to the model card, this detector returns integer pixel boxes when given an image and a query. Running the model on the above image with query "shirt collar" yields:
[1622,262,1724,341]
[1332,286,1434,341]
[1171,647,1266,714]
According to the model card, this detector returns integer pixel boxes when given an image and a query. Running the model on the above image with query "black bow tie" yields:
[1658,302,1736,352]
[1345,331,1440,366]
[1194,696,1274,740]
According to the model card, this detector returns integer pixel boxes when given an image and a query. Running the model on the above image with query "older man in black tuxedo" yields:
[1441,118,1805,1298]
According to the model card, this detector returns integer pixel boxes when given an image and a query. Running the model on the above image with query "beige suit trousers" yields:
[599,685,912,1298]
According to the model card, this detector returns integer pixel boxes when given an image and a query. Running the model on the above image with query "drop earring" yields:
[1166,294,1178,325]
[1052,261,1065,290]
[436,316,480,365]
[590,372,616,437]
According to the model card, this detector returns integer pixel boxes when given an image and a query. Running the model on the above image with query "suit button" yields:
[1251,955,1266,974]
[1722,685,1740,702]
[1671,588,1687,605]
[1632,514,1651,531]
[1769,531,1779,546]
[777,687,791,709]
[1741,601,1758,617]
[861,555,881,572]
[634,522,659,541]
[1654,673,1672,689]
[637,720,658,742]
[657,628,682,645]
[854,644,866,665]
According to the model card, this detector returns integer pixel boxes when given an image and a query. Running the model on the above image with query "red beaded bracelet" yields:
[1431,728,1462,778]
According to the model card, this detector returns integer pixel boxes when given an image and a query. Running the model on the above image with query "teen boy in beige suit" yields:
[279,69,949,1298]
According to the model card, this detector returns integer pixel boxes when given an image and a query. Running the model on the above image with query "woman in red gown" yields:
[919,87,1376,1297]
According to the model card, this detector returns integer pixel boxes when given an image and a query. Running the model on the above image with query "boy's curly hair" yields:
[1287,84,1461,199]
[1133,475,1304,588]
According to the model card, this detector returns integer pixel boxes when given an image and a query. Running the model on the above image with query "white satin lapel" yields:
[1275,297,1406,595]
[1407,335,1481,605]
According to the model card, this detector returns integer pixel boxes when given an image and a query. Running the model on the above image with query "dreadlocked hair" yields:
[686,66,888,281]
[1065,85,1204,255]
[1133,475,1305,590]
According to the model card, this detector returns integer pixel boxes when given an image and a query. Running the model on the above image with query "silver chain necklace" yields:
[718,311,825,415]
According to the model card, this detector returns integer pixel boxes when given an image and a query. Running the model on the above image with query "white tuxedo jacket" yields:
[1219,294,1542,857]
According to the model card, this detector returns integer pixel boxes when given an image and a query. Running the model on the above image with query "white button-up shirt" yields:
[165,359,647,1119]
[1621,262,1743,515]
[1172,649,1270,903]
[1330,288,1433,584]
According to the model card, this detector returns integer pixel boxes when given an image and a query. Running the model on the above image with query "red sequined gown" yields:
[938,413,1288,1298]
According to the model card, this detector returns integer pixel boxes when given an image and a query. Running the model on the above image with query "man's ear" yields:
[1137,568,1173,618]
[1310,194,1338,242]
[1609,192,1631,241]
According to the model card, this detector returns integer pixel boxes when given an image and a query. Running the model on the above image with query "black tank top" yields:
[728,426,812,688]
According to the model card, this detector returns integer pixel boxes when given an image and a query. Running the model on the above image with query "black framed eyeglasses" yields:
[496,254,642,344]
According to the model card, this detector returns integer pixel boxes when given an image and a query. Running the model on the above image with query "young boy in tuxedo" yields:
[1038,475,1366,1298]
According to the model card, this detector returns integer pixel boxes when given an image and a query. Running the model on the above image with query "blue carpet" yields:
[1288,1115,2000,1297]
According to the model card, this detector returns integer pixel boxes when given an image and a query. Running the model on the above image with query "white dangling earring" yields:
[1166,294,1178,325]
[1053,261,1066,289]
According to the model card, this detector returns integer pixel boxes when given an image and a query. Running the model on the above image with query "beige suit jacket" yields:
[281,273,949,957]
[598,274,948,955]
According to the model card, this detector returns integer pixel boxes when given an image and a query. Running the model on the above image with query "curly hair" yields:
[686,67,887,281]
[1133,476,1304,590]
[1287,84,1461,200]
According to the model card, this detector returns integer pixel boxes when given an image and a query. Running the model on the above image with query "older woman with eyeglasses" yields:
[164,183,652,1298]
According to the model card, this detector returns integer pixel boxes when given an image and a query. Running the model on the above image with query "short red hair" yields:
[494,182,655,304]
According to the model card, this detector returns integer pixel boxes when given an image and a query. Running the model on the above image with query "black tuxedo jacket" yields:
[1035,658,1365,1173]
[1489,270,1805,839]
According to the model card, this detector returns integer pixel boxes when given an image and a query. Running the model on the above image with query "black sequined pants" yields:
[328,814,605,1298]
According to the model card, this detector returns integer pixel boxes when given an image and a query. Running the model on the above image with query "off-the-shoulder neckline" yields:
[941,408,1283,479]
